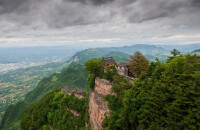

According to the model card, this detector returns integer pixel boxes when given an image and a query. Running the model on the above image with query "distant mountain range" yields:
[158,43,200,53]
[70,44,200,63]
[192,49,200,53]
[71,44,169,63]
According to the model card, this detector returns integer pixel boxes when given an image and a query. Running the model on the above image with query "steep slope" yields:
[0,63,88,130]
[0,62,68,120]
[25,63,88,103]
[21,89,89,130]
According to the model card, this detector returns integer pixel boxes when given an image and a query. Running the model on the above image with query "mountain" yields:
[192,49,200,53]
[102,44,168,55]
[18,53,200,130]
[21,89,89,130]
[0,62,68,122]
[25,63,88,103]
[158,43,200,53]
[0,63,88,130]
[103,54,200,129]
[71,44,169,64]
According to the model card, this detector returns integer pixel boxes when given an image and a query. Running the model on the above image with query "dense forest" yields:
[102,54,200,129]
[21,88,89,130]
[0,63,88,130]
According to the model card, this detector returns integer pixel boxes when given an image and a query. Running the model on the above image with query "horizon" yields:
[0,43,200,48]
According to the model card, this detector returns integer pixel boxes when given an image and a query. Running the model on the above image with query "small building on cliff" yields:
[61,86,84,99]
[117,62,134,78]
[102,57,116,68]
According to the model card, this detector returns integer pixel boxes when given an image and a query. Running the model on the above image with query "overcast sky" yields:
[0,0,200,47]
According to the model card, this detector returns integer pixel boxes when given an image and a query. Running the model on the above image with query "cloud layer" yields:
[0,0,200,46]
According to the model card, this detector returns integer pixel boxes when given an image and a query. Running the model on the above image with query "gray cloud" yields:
[0,0,30,14]
[0,0,199,47]
[66,0,116,5]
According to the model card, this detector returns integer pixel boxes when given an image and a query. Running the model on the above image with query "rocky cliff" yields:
[89,77,114,130]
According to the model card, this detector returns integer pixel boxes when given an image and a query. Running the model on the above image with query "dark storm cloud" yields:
[0,0,200,46]
[0,0,200,26]
[66,0,116,5]
[191,0,200,6]
[126,0,200,23]
[0,0,29,14]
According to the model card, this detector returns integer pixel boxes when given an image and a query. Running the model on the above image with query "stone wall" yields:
[89,77,114,130]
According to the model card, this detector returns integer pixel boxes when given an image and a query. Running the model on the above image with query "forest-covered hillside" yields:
[0,62,68,123]
[0,63,88,130]
[103,54,200,129]
[71,45,168,64]
[21,88,89,130]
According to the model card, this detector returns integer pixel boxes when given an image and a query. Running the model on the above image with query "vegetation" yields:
[105,65,117,82]
[72,45,170,64]
[0,63,88,130]
[84,58,104,89]
[167,48,181,62]
[25,63,88,103]
[103,54,200,130]
[84,58,104,77]
[129,51,149,77]
[21,88,89,130]
[0,62,68,123]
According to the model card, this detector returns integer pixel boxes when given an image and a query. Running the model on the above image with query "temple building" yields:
[102,57,116,68]
[117,62,134,77]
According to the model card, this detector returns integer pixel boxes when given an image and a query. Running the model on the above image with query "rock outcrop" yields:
[89,77,114,130]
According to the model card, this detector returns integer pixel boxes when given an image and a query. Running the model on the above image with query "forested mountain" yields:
[1,45,200,130]
[102,44,168,55]
[21,89,89,130]
[192,49,200,52]
[18,53,200,130]
[158,43,200,53]
[0,62,68,123]
[103,54,200,129]
[0,63,88,130]
[71,44,169,63]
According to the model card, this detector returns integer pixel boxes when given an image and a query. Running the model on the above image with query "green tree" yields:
[105,65,117,82]
[167,49,181,62]
[103,54,200,130]
[128,51,149,78]
[84,58,104,77]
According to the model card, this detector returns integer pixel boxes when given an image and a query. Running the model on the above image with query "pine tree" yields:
[128,51,149,78]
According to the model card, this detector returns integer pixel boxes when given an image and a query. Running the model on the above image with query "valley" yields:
[0,62,69,121]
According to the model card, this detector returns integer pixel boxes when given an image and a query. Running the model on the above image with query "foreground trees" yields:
[21,89,89,130]
[129,51,149,77]
[84,58,104,77]
[103,54,200,130]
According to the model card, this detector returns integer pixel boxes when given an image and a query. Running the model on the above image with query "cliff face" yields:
[89,77,114,130]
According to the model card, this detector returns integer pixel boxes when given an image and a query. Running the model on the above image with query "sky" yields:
[0,0,200,47]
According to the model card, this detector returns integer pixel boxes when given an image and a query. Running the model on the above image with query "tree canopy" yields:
[128,51,149,77]
[84,58,104,77]
[167,48,181,62]
[103,54,200,130]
